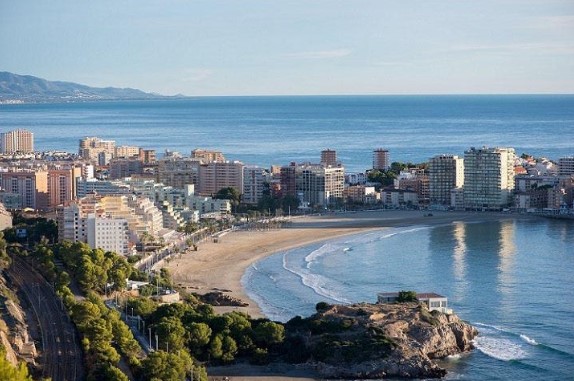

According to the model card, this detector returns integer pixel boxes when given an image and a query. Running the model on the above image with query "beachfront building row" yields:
[426,148,516,211]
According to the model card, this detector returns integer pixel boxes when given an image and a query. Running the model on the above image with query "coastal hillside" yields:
[0,71,174,103]
[285,302,478,379]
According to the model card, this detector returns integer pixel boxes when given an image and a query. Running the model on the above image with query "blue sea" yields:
[1,95,574,172]
[243,218,574,380]
[2,95,574,379]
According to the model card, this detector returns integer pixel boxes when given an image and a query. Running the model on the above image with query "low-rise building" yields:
[343,185,378,204]
[381,188,418,208]
[377,292,452,314]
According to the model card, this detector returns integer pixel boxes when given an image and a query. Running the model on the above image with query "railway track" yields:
[8,256,84,381]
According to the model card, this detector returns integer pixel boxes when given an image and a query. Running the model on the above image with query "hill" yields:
[0,72,176,103]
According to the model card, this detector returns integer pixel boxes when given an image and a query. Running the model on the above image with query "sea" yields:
[2,95,574,380]
[1,95,574,172]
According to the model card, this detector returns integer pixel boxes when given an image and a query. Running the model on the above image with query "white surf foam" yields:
[282,252,350,303]
[304,243,341,269]
[474,336,528,361]
[520,334,539,346]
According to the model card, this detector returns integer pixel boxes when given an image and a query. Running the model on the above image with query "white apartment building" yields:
[295,163,345,207]
[186,196,231,215]
[86,215,129,256]
[58,204,129,255]
[76,178,130,198]
[429,155,464,206]
[463,147,516,211]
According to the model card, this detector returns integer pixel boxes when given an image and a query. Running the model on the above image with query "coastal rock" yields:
[286,302,477,379]
[198,291,248,307]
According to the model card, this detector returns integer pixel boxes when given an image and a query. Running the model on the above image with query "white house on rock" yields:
[377,292,453,314]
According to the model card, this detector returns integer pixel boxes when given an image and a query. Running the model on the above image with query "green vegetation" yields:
[0,233,10,270]
[3,215,58,245]
[397,290,418,303]
[367,162,428,189]
[0,346,33,381]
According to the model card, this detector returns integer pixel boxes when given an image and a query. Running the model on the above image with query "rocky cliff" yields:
[285,302,478,379]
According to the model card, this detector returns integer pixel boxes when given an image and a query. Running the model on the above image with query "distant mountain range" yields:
[0,71,178,103]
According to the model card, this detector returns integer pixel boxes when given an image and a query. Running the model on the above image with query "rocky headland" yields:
[284,301,478,379]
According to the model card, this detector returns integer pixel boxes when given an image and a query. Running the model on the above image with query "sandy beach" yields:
[165,210,524,318]
[164,210,530,380]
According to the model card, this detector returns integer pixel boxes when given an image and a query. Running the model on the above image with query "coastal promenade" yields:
[8,256,84,381]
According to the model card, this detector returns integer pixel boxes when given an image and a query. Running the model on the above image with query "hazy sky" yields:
[1,0,573,96]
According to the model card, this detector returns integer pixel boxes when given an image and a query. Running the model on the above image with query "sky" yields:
[1,0,573,96]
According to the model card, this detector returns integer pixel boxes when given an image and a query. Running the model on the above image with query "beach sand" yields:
[165,210,527,380]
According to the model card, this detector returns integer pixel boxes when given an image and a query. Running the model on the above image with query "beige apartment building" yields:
[0,170,48,210]
[191,149,225,163]
[79,137,116,161]
[47,167,83,209]
[157,157,202,188]
[0,129,34,153]
[373,148,390,171]
[198,161,244,196]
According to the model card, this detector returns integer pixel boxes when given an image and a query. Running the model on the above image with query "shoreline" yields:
[165,210,530,319]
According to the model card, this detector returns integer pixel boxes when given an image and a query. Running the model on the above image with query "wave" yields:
[473,336,528,361]
[474,322,574,358]
[283,252,350,304]
[520,334,538,346]
[305,243,341,269]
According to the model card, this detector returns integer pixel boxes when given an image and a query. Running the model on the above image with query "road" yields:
[8,256,84,381]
